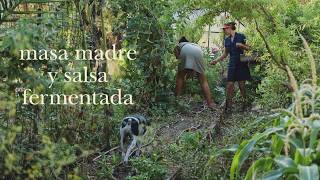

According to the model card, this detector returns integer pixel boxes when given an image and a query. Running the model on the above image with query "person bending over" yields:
[174,36,216,109]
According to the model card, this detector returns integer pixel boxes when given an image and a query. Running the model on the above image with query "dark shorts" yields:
[227,63,251,82]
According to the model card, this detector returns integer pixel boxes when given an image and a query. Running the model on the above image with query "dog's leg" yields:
[136,140,141,156]
[120,128,125,159]
[124,136,137,163]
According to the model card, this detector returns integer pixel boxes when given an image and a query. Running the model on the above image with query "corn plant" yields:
[229,35,320,180]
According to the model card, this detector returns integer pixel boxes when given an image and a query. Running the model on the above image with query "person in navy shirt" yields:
[211,22,251,113]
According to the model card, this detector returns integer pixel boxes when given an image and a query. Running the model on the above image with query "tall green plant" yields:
[107,0,177,112]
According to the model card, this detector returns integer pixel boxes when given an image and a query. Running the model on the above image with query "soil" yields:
[110,104,223,180]
[86,101,258,180]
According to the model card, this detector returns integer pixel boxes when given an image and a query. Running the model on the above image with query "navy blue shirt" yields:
[224,32,246,68]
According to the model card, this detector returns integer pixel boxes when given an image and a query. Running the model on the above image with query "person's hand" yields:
[210,60,218,65]
[236,43,244,48]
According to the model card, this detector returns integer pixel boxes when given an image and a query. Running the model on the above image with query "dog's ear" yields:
[131,120,139,136]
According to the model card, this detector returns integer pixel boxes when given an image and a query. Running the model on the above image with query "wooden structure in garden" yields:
[0,0,69,25]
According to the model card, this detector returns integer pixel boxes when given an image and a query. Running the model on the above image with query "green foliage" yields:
[1,0,320,179]
[203,112,275,179]
[96,154,121,179]
[245,0,320,108]
[257,64,292,108]
[227,38,320,179]
[179,0,320,109]
[175,20,204,43]
[127,156,167,180]
[166,131,211,178]
[0,125,80,179]
[107,0,177,113]
[0,2,125,179]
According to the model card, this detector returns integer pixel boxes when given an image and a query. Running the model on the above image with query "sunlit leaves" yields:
[230,127,283,180]
[298,164,319,180]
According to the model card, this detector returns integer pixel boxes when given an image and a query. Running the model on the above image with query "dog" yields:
[120,114,150,163]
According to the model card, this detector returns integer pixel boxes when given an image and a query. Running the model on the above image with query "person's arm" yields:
[174,45,180,59]
[236,43,250,50]
[236,34,250,50]
[210,48,229,65]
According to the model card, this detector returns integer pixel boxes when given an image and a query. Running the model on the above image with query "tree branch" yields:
[254,19,286,71]
[257,3,276,32]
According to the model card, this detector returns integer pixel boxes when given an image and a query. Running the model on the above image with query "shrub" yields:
[0,125,80,179]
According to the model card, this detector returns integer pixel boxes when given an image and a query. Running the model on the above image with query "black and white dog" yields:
[120,114,150,163]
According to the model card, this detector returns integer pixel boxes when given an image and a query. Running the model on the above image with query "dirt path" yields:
[85,104,223,180]
[156,107,222,179]
[112,106,222,179]
[157,107,221,146]
[82,102,264,180]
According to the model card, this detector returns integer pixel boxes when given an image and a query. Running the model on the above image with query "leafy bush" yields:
[0,125,80,179]
[245,0,320,109]
[96,154,121,179]
[127,156,167,180]
[166,131,211,178]
[107,0,177,113]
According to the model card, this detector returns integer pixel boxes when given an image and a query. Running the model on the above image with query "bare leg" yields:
[238,81,247,111]
[238,81,246,101]
[184,69,194,90]
[226,81,235,110]
[175,70,187,96]
[197,73,214,108]
[124,136,137,163]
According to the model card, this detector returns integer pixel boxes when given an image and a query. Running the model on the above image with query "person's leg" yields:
[238,81,246,100]
[175,70,188,96]
[226,81,235,110]
[238,81,247,111]
[197,73,214,108]
[226,66,236,111]
[184,69,194,89]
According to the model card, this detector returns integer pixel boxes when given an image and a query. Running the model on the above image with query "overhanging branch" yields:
[254,19,286,71]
